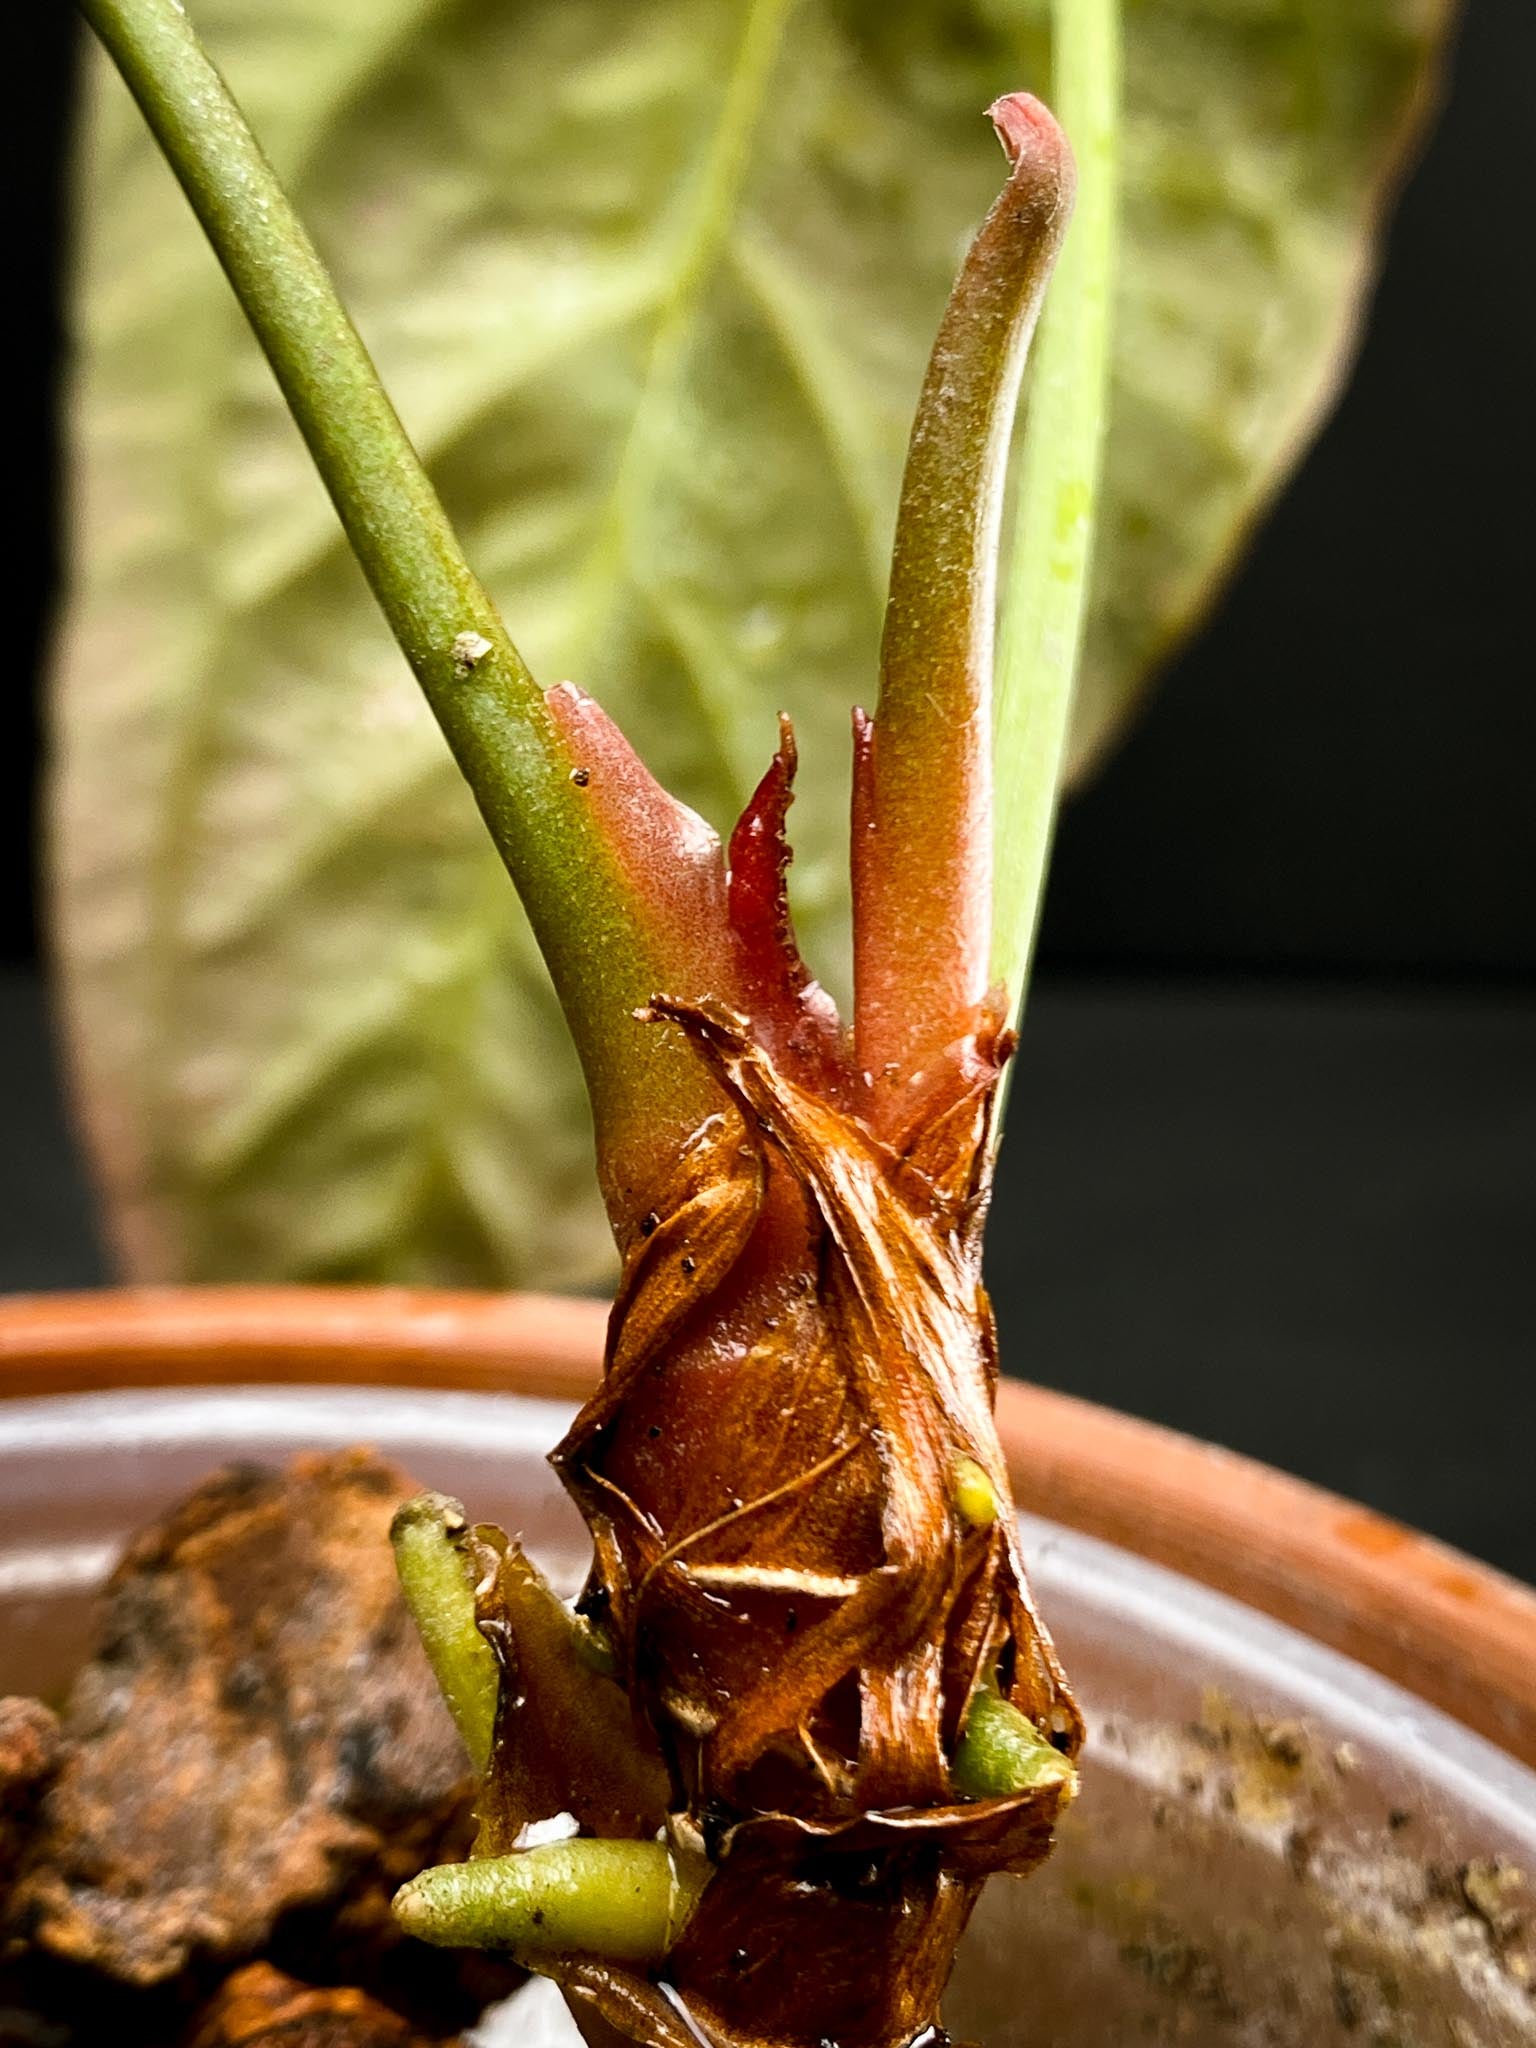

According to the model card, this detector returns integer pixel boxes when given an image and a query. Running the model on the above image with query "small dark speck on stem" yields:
[640,1211,660,1237]
[680,1255,697,1275]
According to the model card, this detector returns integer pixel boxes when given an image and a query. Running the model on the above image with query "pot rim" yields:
[1,1283,1531,1767]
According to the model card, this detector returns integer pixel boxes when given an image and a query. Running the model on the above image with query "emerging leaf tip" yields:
[986,90,1065,172]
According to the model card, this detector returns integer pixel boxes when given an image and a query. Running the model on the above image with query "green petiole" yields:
[76,0,729,1231]
[991,0,1121,1069]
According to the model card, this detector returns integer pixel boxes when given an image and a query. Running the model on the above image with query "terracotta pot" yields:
[1,1284,1532,1769]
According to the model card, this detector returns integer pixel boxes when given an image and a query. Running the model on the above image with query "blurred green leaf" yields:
[54,0,1452,1287]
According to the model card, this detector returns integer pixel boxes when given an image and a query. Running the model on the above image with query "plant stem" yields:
[77,0,723,1218]
[390,1493,500,1776]
[990,0,1120,1055]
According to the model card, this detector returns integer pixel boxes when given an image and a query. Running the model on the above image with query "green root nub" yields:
[393,1841,706,1965]
[952,1689,1077,1802]
[390,1491,499,1775]
[951,1454,1001,1529]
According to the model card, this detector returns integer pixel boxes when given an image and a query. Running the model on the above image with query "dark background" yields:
[5,11,1532,1578]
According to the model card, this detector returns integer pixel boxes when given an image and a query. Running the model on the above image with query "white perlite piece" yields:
[452,630,494,671]
[470,1975,584,2047]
